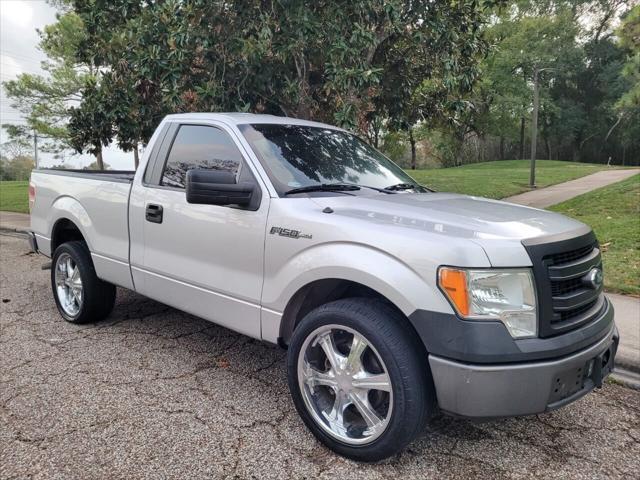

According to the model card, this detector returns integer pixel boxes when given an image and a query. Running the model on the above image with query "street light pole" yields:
[529,66,539,188]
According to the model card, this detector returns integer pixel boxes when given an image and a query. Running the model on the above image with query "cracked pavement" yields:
[1,234,639,479]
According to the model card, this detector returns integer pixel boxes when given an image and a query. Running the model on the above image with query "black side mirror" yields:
[186,169,254,207]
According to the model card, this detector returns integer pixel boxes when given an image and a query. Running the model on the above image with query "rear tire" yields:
[51,241,116,324]
[287,298,436,462]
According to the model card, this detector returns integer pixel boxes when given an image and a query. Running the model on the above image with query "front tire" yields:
[287,298,436,462]
[51,241,116,324]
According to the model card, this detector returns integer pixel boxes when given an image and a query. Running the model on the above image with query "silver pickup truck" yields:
[29,113,618,461]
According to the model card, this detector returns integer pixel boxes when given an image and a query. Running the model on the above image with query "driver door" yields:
[133,122,269,338]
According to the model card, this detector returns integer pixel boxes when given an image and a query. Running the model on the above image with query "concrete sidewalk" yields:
[607,293,640,374]
[0,211,30,232]
[505,168,640,208]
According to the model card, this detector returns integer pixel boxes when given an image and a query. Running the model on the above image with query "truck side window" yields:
[161,125,243,189]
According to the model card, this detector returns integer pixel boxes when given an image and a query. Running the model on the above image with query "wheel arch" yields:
[277,278,425,354]
[48,196,94,253]
[51,217,87,253]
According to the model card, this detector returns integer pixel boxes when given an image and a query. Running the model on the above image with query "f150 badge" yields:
[270,226,313,240]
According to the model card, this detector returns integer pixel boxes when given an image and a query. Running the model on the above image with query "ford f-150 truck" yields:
[28,113,618,461]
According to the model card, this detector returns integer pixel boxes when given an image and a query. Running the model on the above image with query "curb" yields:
[614,357,640,375]
[610,368,640,390]
[0,226,29,236]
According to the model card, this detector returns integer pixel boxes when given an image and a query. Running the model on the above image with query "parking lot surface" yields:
[1,234,639,479]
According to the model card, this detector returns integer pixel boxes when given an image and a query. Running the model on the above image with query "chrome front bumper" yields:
[429,324,618,418]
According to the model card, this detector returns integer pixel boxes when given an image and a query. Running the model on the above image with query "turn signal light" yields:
[438,268,469,316]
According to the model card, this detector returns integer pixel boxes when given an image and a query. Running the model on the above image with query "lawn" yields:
[550,174,640,296]
[0,181,29,214]
[407,159,613,199]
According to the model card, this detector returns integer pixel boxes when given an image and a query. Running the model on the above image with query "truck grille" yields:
[523,230,605,338]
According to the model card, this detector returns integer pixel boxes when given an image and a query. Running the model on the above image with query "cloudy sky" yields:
[0,0,135,169]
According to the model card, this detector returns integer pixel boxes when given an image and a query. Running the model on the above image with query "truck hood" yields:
[314,192,589,266]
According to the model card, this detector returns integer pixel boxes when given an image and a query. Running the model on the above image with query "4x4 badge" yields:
[270,226,312,240]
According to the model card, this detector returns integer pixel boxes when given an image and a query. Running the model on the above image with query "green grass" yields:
[0,181,29,214]
[550,174,640,296]
[406,160,613,199]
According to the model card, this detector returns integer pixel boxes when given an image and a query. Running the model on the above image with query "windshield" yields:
[238,124,425,196]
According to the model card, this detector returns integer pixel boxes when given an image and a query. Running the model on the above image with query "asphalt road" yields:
[1,234,639,480]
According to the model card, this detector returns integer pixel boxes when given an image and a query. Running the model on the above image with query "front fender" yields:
[262,242,453,317]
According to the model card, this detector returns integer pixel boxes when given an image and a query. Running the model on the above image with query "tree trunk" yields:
[499,136,505,160]
[133,146,139,169]
[545,137,551,160]
[96,150,104,170]
[519,117,526,160]
[409,128,417,170]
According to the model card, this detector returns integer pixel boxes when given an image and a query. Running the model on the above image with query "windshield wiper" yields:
[284,183,361,195]
[384,183,422,192]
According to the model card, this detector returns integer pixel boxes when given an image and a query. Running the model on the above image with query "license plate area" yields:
[548,341,616,404]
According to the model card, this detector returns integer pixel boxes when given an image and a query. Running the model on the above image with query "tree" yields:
[68,0,503,157]
[613,5,640,164]
[2,11,93,155]
[0,139,35,180]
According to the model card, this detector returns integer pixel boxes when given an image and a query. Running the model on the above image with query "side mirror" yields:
[186,169,254,207]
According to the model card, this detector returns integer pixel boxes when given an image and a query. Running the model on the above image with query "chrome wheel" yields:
[54,252,83,316]
[297,324,393,445]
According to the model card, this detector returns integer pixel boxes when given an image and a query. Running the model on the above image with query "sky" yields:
[0,0,135,169]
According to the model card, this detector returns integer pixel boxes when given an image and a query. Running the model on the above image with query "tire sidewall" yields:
[51,242,91,323]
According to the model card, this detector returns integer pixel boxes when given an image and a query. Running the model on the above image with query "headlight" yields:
[438,267,537,339]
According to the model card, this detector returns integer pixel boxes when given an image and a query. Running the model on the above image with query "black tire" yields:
[287,298,436,462]
[51,241,116,324]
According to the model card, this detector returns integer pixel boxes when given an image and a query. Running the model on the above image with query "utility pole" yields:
[529,66,539,188]
[33,130,39,169]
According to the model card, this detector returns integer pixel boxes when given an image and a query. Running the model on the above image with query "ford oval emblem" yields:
[583,267,603,290]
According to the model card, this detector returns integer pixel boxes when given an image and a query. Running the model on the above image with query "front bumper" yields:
[429,323,618,418]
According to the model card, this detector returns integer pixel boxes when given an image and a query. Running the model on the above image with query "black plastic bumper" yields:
[408,296,614,364]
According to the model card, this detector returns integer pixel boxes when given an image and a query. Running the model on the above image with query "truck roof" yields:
[163,112,343,130]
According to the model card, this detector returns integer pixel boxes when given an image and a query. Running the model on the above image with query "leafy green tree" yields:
[613,5,640,164]
[2,11,93,155]
[68,0,503,158]
[0,139,35,180]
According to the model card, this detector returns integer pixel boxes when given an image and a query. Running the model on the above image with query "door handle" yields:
[145,204,163,224]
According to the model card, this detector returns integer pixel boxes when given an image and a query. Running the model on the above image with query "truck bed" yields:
[30,168,135,289]
[33,168,136,183]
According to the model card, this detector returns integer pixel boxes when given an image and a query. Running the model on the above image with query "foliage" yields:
[452,0,639,166]
[0,156,35,181]
[67,0,503,157]
[2,11,93,154]
[613,5,640,151]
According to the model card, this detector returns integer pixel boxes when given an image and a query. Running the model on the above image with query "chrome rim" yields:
[297,325,393,445]
[54,253,83,316]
